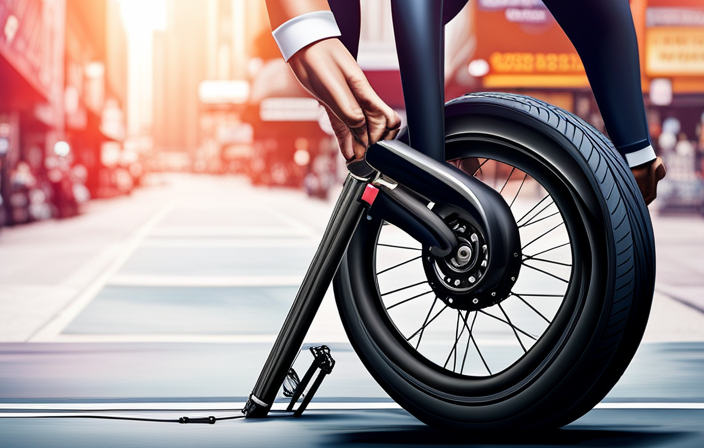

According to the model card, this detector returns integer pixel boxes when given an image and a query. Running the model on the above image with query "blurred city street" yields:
[1,173,704,447]
[3,0,704,445]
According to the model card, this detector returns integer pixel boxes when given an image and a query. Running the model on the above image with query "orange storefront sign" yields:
[643,1,704,92]
[647,27,704,76]
[471,0,589,89]
[645,1,704,78]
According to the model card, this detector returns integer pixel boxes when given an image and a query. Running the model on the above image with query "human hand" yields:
[287,38,401,161]
[630,156,666,205]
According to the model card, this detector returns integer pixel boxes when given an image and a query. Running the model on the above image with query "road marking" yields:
[3,402,704,416]
[139,238,318,248]
[261,206,319,235]
[594,402,704,410]
[38,334,543,345]
[45,334,280,343]
[106,274,304,287]
[28,199,178,342]
[148,227,315,238]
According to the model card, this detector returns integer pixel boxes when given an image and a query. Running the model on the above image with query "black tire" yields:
[333,93,655,430]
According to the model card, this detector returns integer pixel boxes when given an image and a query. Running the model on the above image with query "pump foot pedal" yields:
[285,345,335,417]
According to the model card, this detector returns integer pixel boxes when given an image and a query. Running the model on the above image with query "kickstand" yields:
[284,345,335,417]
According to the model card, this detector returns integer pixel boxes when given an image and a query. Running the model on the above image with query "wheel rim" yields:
[347,135,597,401]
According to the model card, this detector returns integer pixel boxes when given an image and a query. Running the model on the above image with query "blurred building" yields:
[0,0,66,225]
[152,0,208,157]
[64,0,128,197]
[153,0,267,171]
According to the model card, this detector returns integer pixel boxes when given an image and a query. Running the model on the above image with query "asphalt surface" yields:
[1,173,704,447]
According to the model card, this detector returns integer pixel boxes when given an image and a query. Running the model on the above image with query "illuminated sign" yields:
[646,7,704,27]
[478,0,549,24]
[489,52,584,74]
[646,28,704,76]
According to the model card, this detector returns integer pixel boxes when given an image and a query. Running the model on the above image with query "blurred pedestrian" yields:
[675,133,694,157]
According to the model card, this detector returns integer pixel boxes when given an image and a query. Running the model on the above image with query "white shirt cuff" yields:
[272,11,342,62]
[624,145,657,168]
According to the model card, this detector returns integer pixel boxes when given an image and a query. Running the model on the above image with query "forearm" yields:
[265,0,341,61]
[265,0,331,29]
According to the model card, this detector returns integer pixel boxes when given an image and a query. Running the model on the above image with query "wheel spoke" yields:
[471,333,492,375]
[410,304,448,348]
[477,309,537,341]
[508,173,528,208]
[381,280,428,297]
[518,210,560,229]
[521,222,565,251]
[455,311,463,371]
[521,262,570,284]
[460,311,478,374]
[498,167,516,195]
[377,243,421,251]
[443,310,465,371]
[412,304,448,349]
[386,289,434,311]
[524,241,570,259]
[510,293,565,297]
[459,311,491,375]
[522,256,572,267]
[377,255,422,275]
[498,303,527,353]
[518,199,555,228]
[515,194,550,224]
[473,158,490,177]
[511,293,552,323]
[409,296,437,348]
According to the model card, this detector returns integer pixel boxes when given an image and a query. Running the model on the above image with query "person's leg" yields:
[391,0,445,162]
[328,0,361,59]
[542,0,654,167]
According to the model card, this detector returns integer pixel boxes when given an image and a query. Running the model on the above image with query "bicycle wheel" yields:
[333,93,655,430]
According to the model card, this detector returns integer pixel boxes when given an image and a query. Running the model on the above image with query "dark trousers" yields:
[328,0,651,157]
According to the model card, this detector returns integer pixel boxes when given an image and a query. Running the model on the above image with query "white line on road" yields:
[45,334,280,343]
[3,402,704,415]
[594,402,704,409]
[28,199,179,342]
[139,238,318,248]
[106,274,303,287]
[148,227,315,238]
[260,206,320,236]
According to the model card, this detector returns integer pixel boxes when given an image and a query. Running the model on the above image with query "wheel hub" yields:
[422,205,520,311]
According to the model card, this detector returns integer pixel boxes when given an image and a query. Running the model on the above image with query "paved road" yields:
[1,173,704,447]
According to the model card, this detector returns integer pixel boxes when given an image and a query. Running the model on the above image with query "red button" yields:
[361,184,379,205]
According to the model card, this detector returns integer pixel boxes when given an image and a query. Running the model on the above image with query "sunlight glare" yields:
[117,0,167,31]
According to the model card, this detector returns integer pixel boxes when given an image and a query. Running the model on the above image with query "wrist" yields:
[272,10,341,61]
[624,144,656,168]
